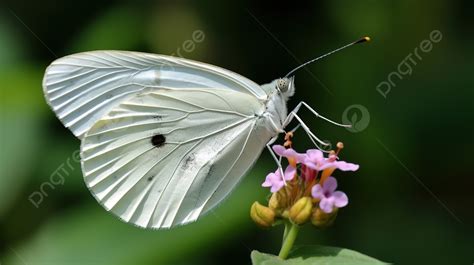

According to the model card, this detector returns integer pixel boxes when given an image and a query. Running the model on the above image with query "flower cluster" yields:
[251,139,359,228]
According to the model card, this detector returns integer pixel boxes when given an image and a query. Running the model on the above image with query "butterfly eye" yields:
[276,78,289,92]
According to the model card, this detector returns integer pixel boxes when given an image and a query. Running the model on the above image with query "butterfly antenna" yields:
[285,36,371,78]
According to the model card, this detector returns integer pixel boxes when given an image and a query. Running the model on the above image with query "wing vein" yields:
[145,139,205,227]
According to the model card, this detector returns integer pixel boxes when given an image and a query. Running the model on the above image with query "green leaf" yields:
[251,245,389,265]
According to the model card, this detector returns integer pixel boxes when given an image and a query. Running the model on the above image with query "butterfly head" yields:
[276,76,295,98]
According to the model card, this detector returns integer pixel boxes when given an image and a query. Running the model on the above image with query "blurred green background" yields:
[1,0,473,264]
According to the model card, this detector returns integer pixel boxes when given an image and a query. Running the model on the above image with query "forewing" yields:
[43,51,266,138]
[81,88,270,228]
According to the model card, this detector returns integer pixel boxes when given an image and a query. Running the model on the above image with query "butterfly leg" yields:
[283,110,329,151]
[289,101,351,128]
[266,135,288,184]
[286,123,330,153]
[284,101,350,151]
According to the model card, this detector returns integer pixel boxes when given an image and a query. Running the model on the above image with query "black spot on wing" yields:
[151,134,165,147]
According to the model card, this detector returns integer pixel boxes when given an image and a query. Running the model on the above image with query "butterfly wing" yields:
[81,88,272,228]
[43,51,267,139]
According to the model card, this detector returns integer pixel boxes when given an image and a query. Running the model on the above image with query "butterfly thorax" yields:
[259,78,294,135]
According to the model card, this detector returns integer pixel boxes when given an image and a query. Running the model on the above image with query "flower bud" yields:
[268,189,289,211]
[311,207,338,228]
[289,197,313,225]
[268,193,280,210]
[250,201,275,228]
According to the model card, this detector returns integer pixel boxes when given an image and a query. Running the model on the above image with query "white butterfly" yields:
[42,39,367,229]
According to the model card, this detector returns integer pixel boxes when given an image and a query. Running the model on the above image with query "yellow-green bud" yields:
[268,189,289,211]
[268,193,279,210]
[289,197,313,225]
[250,201,275,228]
[311,207,338,228]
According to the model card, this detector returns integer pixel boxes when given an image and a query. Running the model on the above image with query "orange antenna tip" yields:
[355,36,371,44]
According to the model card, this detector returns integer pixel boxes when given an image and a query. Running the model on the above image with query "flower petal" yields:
[270,181,285,193]
[261,172,275,187]
[323,176,338,193]
[334,161,359,171]
[285,149,306,163]
[311,184,324,199]
[306,149,323,162]
[333,191,349,208]
[318,163,335,171]
[273,168,283,178]
[272,145,286,156]
[303,159,319,170]
[262,181,271,187]
[284,166,296,181]
[319,198,334,213]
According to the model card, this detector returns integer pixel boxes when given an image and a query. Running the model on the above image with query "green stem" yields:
[278,222,300,259]
[282,221,289,241]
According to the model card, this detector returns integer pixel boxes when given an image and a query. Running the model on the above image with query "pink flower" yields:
[329,160,359,171]
[273,145,307,165]
[262,165,296,193]
[303,149,331,171]
[304,149,359,172]
[311,176,348,213]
